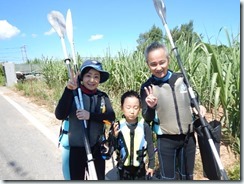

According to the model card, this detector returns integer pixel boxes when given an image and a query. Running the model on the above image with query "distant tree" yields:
[170,20,202,47]
[136,25,163,53]
[135,21,203,56]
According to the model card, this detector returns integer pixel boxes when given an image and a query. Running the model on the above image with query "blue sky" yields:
[0,0,241,63]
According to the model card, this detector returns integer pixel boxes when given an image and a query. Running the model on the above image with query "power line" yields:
[0,46,28,63]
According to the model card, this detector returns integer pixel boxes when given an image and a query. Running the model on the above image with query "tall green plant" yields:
[40,57,68,88]
[102,50,149,93]
[100,50,150,118]
[199,33,240,154]
[0,64,6,86]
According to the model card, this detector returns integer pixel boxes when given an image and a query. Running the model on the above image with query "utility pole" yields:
[20,45,28,63]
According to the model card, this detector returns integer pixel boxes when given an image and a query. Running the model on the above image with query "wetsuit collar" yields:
[152,70,172,84]
[80,85,97,95]
[125,118,138,127]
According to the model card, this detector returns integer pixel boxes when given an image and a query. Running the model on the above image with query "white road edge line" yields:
[0,92,59,148]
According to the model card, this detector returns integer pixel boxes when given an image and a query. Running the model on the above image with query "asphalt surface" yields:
[0,86,115,181]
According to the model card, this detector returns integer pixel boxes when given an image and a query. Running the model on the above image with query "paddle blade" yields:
[47,10,66,38]
[66,9,73,44]
[153,0,166,24]
[66,9,78,68]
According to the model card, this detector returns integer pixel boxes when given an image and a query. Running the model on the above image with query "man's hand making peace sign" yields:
[144,86,158,108]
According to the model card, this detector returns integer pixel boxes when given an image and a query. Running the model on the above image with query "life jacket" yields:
[58,118,69,147]
[58,92,107,147]
[119,119,147,167]
[152,73,194,135]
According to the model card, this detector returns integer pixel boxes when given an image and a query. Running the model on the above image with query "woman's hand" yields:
[76,109,90,120]
[67,73,79,90]
[144,86,158,108]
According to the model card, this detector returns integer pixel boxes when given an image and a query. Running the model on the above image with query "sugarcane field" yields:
[2,35,240,180]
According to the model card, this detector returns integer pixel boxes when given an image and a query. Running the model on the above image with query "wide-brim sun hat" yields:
[80,60,109,83]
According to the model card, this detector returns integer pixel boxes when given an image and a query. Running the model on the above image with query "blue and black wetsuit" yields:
[55,86,115,180]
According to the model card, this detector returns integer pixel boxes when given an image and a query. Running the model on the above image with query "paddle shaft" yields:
[48,10,98,180]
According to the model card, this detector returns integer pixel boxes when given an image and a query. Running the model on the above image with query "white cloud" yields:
[0,20,20,40]
[44,28,55,35]
[89,34,104,41]
[31,34,37,38]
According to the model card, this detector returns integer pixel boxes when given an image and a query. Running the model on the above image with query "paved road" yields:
[0,87,63,180]
[0,86,115,181]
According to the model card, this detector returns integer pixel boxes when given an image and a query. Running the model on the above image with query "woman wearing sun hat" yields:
[55,60,116,180]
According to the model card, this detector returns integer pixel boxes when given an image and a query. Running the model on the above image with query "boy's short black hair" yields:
[121,90,141,107]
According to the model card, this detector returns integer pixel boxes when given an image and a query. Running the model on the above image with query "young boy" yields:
[112,90,155,180]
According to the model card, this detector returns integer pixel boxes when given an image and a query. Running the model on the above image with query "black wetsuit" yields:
[55,86,115,180]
